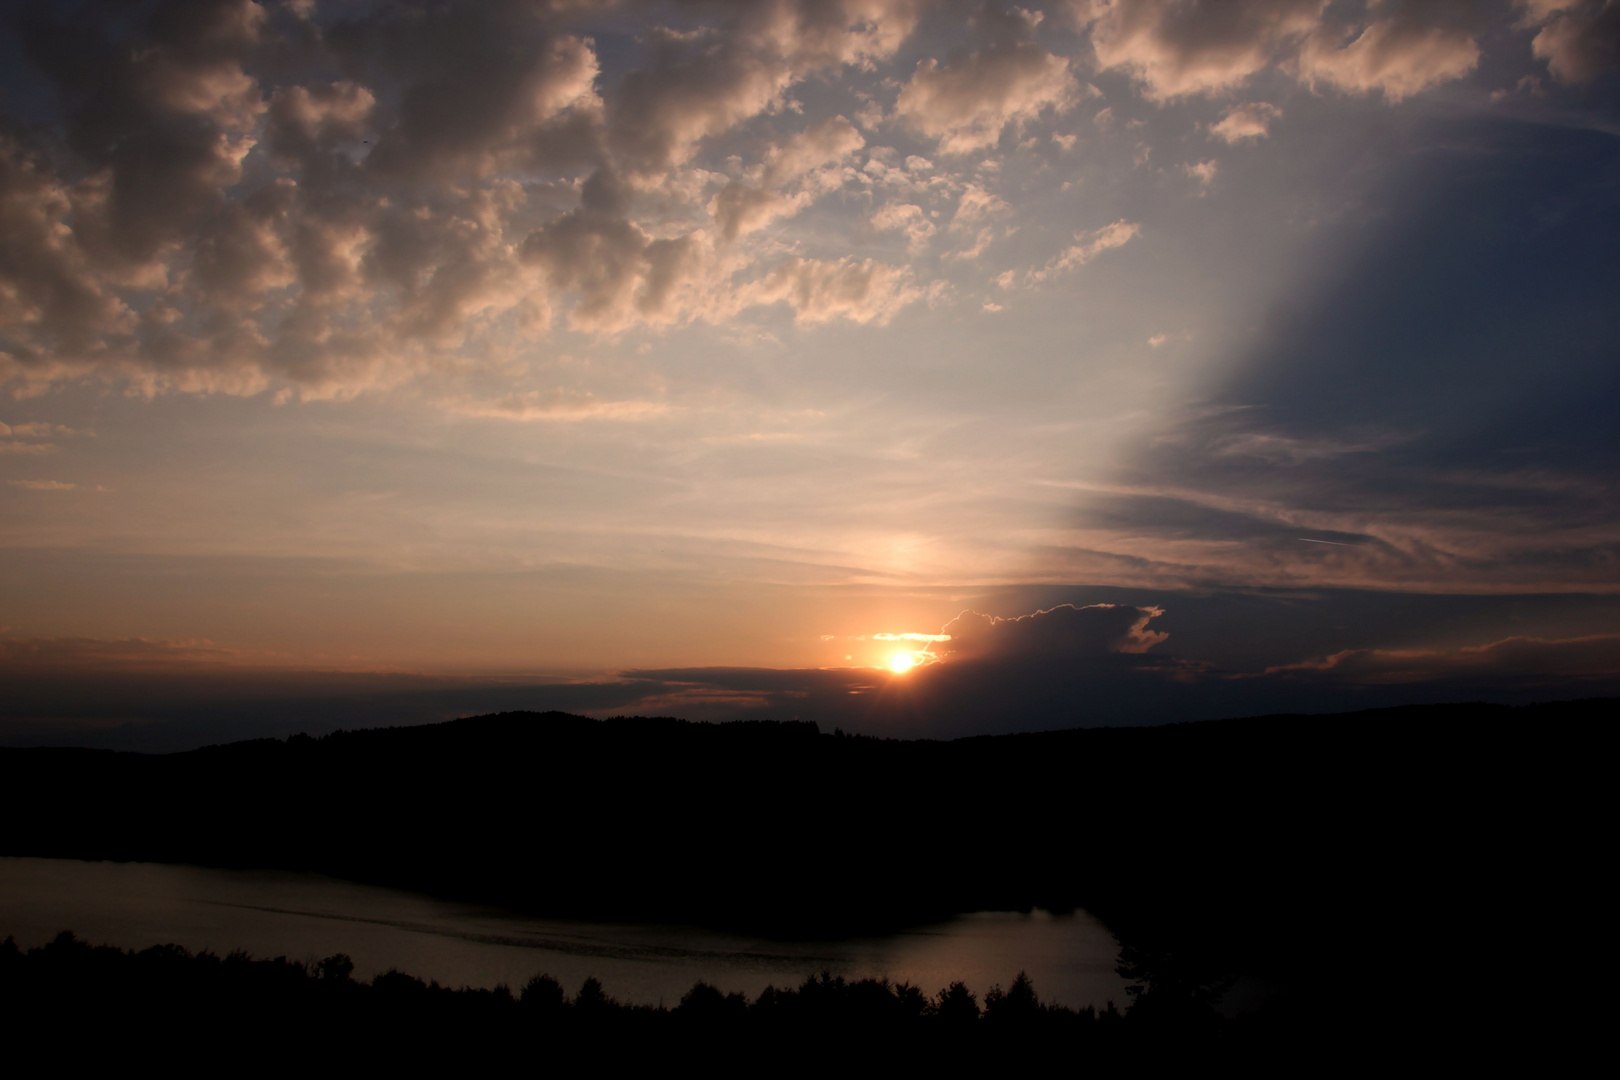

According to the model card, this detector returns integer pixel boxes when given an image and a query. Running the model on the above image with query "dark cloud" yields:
[7,586,1619,749]
[1049,114,1620,592]
[521,166,699,330]
[1524,0,1620,84]
[1252,632,1620,686]
[13,0,268,262]
[936,602,1168,660]
[622,607,1620,737]
[324,1,602,179]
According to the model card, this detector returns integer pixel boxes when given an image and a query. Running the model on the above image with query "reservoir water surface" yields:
[1,856,1129,1009]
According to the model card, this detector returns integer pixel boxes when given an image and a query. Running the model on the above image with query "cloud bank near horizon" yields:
[7,594,1620,749]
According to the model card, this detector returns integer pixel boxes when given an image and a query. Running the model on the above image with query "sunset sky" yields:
[2,0,1617,746]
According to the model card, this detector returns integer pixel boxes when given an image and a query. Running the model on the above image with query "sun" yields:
[888,651,917,674]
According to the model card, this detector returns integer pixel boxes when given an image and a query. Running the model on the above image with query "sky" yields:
[2,0,1618,748]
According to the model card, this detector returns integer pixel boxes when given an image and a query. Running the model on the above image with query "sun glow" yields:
[888,651,917,674]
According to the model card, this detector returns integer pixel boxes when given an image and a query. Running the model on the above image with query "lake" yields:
[0,856,1129,1009]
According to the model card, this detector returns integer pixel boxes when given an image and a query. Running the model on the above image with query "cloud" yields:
[765,114,869,184]
[1211,429,1405,464]
[870,202,937,250]
[0,0,1595,405]
[614,599,1620,738]
[522,168,708,333]
[1183,158,1219,188]
[740,0,928,73]
[607,39,794,174]
[616,604,1183,737]
[953,182,1012,225]
[0,635,234,670]
[709,115,865,239]
[896,43,1079,154]
[8,479,78,490]
[1296,11,1481,100]
[1077,0,1325,100]
[11,600,1620,750]
[1523,0,1620,83]
[5,422,82,437]
[607,0,920,171]
[325,5,601,179]
[738,256,924,324]
[1210,101,1282,142]
[938,603,1169,660]
[0,0,929,399]
[0,635,668,751]
[442,392,673,423]
[1030,117,1620,597]
[1255,633,1620,686]
[1080,1,1485,103]
[1030,219,1141,280]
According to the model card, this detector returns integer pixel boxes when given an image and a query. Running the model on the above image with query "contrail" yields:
[1299,537,1355,546]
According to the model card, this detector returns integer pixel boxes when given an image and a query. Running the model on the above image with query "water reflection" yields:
[1,857,1127,1008]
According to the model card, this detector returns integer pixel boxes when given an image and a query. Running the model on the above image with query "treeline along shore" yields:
[3,930,1286,1069]
[1,698,1605,1040]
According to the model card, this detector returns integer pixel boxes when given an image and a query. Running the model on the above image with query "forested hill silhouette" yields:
[2,699,1605,1016]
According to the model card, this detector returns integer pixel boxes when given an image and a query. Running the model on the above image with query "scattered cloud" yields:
[1296,13,1481,100]
[870,202,937,251]
[1522,0,1620,84]
[1184,159,1220,188]
[710,115,865,240]
[1079,1,1485,103]
[739,257,924,325]
[896,43,1079,154]
[1030,219,1141,280]
[0,0,1557,404]
[441,392,674,423]
[1077,0,1324,100]
[1210,102,1282,142]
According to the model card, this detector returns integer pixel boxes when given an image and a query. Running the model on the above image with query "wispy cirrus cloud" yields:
[1028,219,1140,281]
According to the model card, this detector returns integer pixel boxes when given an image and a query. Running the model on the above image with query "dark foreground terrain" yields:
[2,930,1303,1070]
[2,698,1605,1044]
